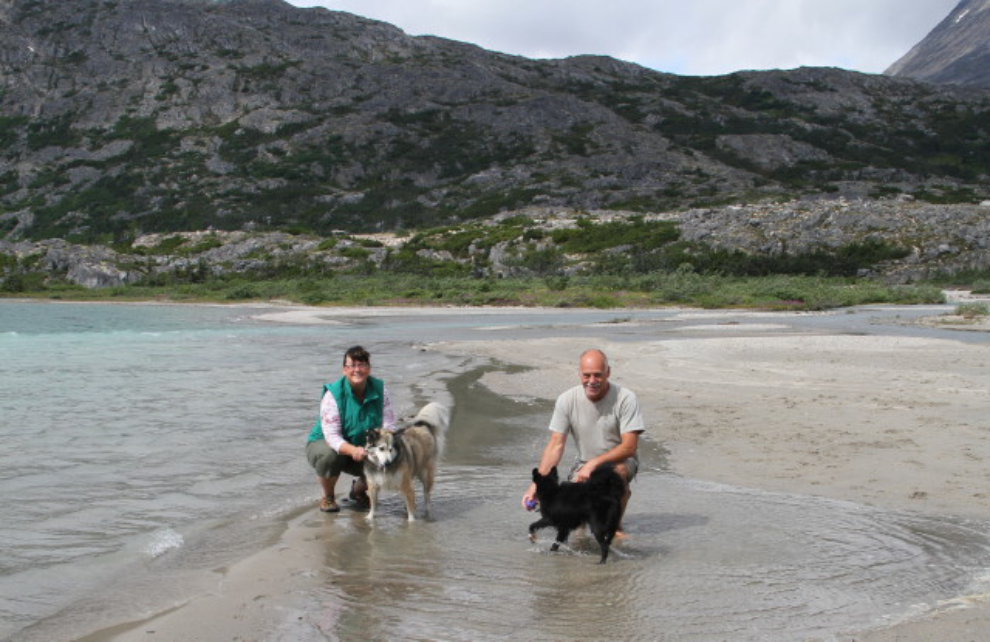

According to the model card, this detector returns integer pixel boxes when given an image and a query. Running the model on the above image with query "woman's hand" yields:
[350,446,367,462]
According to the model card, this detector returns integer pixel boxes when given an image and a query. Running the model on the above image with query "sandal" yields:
[319,495,340,513]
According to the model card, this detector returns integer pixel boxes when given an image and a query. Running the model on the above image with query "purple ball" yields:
[525,499,538,510]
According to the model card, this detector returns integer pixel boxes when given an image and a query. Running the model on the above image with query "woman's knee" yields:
[306,441,339,477]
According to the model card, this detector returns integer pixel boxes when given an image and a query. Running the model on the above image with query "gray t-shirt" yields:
[548,383,645,464]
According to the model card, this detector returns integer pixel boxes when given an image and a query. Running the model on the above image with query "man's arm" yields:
[537,431,567,475]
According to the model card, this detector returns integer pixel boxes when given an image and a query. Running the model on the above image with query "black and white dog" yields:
[528,463,625,563]
[363,402,449,522]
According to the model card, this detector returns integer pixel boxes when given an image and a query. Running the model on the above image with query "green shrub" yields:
[179,236,223,256]
[508,246,565,275]
[338,246,371,260]
[551,219,680,254]
[0,115,28,148]
[955,302,989,318]
[1,272,48,292]
[27,114,80,150]
[149,235,188,254]
[223,283,261,300]
[110,116,178,158]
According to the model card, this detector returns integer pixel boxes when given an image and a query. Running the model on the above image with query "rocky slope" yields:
[886,0,990,87]
[3,199,987,289]
[0,0,987,246]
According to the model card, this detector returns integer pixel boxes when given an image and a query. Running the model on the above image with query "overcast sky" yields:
[286,0,959,76]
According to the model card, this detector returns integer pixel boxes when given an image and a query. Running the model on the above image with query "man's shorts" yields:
[568,457,638,483]
[306,440,363,478]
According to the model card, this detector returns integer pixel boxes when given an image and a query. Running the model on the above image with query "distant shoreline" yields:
[4,289,987,334]
[0,269,956,312]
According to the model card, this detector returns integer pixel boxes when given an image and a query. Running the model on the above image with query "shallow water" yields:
[2,300,989,641]
[283,367,990,642]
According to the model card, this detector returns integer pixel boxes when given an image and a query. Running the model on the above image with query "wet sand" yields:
[83,304,990,642]
[441,320,990,641]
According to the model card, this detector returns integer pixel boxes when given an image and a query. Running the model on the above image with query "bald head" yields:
[580,349,608,369]
[579,349,611,401]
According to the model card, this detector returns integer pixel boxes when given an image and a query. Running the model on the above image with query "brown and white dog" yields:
[363,402,449,522]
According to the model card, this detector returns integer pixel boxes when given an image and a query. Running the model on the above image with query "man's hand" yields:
[350,446,367,462]
[572,461,597,482]
[522,483,538,510]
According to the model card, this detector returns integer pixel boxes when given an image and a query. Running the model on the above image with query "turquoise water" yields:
[0,301,476,640]
[0,301,657,640]
[0,302,335,638]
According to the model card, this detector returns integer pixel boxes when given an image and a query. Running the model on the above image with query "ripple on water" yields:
[302,472,990,642]
[143,528,185,559]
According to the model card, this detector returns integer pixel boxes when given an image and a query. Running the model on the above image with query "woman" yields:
[305,345,397,512]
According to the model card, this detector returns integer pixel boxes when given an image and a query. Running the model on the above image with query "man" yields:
[305,345,397,513]
[522,348,644,532]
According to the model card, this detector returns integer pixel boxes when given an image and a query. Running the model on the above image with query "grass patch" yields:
[1,273,945,311]
[954,302,990,318]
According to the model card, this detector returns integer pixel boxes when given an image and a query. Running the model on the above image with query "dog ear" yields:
[366,428,379,441]
[549,466,558,480]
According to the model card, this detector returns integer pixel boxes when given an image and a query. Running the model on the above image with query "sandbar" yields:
[84,303,990,642]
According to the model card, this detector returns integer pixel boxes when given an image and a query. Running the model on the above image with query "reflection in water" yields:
[302,363,990,641]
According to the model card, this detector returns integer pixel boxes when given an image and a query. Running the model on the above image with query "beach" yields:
[443,317,990,642]
[73,302,990,642]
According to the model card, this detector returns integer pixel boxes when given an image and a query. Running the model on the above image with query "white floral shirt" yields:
[320,386,397,452]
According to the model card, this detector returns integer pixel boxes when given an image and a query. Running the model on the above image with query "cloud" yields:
[289,0,959,75]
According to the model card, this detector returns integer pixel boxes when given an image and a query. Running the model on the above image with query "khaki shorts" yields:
[306,440,363,479]
[568,457,638,483]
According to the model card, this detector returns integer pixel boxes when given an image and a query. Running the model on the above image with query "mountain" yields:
[0,0,988,245]
[886,0,990,87]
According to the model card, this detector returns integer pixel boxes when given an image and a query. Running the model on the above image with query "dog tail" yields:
[587,462,624,496]
[411,402,450,455]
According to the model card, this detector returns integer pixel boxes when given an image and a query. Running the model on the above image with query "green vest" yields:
[308,376,384,447]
